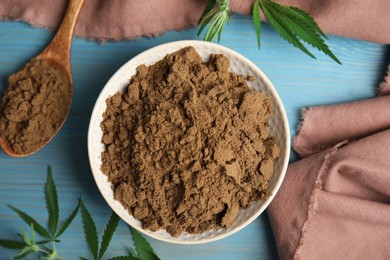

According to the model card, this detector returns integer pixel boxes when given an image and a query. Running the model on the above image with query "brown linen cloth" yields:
[0,0,389,43]
[267,75,390,259]
[2,1,390,259]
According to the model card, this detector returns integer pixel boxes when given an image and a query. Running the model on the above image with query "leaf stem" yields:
[39,248,50,254]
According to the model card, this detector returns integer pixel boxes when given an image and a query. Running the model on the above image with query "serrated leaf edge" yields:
[262,0,341,64]
[55,200,80,239]
[80,200,99,260]
[261,0,316,59]
[45,165,59,237]
[130,227,160,260]
[98,211,120,260]
[8,205,50,239]
[253,0,261,49]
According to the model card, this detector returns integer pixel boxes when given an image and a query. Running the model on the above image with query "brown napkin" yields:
[0,0,389,43]
[267,72,390,259]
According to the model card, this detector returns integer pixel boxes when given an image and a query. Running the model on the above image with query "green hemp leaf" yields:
[198,0,230,42]
[98,211,120,259]
[253,0,262,48]
[130,227,160,260]
[0,166,79,259]
[80,200,99,260]
[80,202,122,260]
[0,166,161,260]
[45,166,59,237]
[199,0,341,64]
[8,205,51,239]
[260,0,341,64]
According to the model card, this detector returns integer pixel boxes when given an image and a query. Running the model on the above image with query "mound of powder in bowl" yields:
[100,47,280,237]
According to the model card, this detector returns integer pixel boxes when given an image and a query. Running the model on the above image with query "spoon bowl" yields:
[0,0,86,157]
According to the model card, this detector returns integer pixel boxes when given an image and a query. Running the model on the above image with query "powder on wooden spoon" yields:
[0,59,71,154]
[100,47,280,237]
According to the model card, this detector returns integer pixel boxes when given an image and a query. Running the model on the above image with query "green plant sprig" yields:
[198,0,341,64]
[197,0,230,42]
[0,166,161,260]
[0,166,80,259]
[79,202,160,260]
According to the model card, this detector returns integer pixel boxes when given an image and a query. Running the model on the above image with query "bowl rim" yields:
[87,40,290,244]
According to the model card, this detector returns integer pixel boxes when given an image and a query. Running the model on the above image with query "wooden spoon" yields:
[0,0,86,157]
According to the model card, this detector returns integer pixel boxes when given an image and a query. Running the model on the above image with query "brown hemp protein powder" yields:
[101,47,280,237]
[0,59,71,154]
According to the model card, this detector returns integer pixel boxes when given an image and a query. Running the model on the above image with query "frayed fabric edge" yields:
[293,107,310,151]
[295,107,309,135]
[0,15,199,43]
[0,16,56,32]
[292,143,342,259]
[377,64,390,96]
[293,107,349,158]
[293,107,319,158]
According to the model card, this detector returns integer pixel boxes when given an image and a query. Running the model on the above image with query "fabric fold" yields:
[0,0,389,43]
[268,62,390,259]
[267,147,338,259]
[269,128,390,260]
[293,95,390,158]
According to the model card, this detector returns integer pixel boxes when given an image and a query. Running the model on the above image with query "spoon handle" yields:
[37,0,86,76]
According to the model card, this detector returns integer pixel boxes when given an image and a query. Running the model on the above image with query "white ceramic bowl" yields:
[88,40,290,244]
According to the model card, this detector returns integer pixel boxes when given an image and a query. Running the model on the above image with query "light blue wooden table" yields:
[0,15,388,260]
